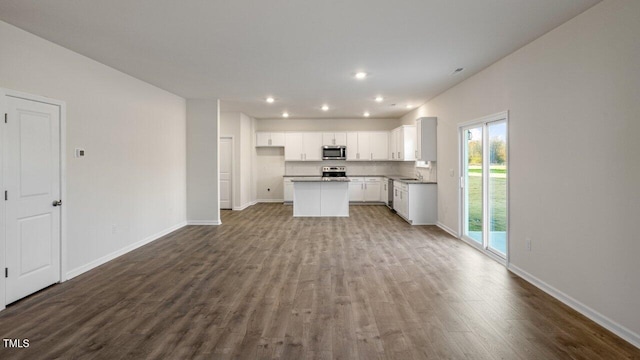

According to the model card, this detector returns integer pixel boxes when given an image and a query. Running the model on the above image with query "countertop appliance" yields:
[322,145,347,160]
[322,166,347,181]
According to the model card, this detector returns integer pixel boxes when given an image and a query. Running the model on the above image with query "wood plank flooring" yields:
[0,204,638,359]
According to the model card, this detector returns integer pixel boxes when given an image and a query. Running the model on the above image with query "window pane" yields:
[488,121,507,255]
[464,127,483,243]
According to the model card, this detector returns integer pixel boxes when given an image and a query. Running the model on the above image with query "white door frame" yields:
[220,135,234,210]
[458,111,510,266]
[0,88,67,310]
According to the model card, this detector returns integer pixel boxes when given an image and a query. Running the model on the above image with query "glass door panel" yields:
[463,126,483,243]
[487,121,508,255]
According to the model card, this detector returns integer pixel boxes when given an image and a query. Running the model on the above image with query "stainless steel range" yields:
[322,166,347,181]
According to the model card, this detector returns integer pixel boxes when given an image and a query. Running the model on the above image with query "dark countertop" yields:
[284,174,436,184]
[290,177,350,182]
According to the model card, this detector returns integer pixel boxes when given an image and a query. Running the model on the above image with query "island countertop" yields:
[290,177,351,182]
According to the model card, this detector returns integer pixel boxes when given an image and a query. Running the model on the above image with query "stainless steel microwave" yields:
[322,145,347,160]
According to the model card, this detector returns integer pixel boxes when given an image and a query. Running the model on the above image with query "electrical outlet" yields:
[526,237,532,251]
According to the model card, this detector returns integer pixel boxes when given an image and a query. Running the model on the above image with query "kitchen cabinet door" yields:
[399,189,409,217]
[256,132,285,147]
[346,132,359,160]
[401,126,417,161]
[364,179,381,201]
[349,178,364,202]
[284,133,303,161]
[389,129,398,160]
[393,184,401,211]
[370,132,389,160]
[322,133,336,146]
[357,133,371,160]
[256,132,271,147]
[381,179,389,205]
[322,132,347,146]
[334,133,347,146]
[303,133,323,160]
[270,132,285,147]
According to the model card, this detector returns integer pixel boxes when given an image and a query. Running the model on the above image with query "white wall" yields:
[187,99,220,224]
[221,112,254,210]
[0,21,187,277]
[401,0,640,345]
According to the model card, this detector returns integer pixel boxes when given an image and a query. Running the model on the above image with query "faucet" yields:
[416,172,424,181]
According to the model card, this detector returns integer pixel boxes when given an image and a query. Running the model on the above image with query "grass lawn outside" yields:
[466,166,507,232]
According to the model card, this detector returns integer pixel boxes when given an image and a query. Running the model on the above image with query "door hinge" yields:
[4,113,6,123]
[4,268,7,278]
[4,191,7,201]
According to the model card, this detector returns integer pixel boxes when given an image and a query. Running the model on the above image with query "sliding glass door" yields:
[462,126,483,244]
[461,114,508,260]
[487,121,507,256]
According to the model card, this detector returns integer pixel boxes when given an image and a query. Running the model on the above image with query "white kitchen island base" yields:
[293,180,349,217]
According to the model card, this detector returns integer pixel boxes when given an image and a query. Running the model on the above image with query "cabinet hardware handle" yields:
[398,151,401,159]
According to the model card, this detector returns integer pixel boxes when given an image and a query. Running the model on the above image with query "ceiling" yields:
[0,0,600,119]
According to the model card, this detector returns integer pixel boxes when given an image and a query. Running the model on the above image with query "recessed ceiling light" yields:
[282,112,289,118]
[266,96,275,103]
[363,112,370,117]
[375,96,384,102]
[321,105,329,111]
[354,71,368,80]
[406,104,413,109]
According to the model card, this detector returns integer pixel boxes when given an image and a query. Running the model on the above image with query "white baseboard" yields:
[233,201,255,211]
[255,199,284,203]
[436,221,459,238]
[187,220,221,225]
[508,264,640,349]
[66,221,187,280]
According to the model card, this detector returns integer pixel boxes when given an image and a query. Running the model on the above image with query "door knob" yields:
[52,200,62,207]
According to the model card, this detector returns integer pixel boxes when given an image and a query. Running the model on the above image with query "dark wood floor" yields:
[0,204,638,359]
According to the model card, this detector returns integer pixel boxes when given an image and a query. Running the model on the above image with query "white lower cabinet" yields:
[349,177,383,203]
[284,178,293,202]
[364,177,381,202]
[381,178,389,205]
[348,177,365,202]
[393,181,437,225]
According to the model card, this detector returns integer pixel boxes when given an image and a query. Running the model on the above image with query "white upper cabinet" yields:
[346,132,387,161]
[303,133,323,160]
[256,132,285,147]
[369,132,389,160]
[284,132,322,161]
[346,132,359,160]
[416,117,437,161]
[389,125,416,161]
[322,132,347,146]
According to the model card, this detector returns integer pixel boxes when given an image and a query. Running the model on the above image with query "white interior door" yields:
[219,137,232,209]
[5,96,61,304]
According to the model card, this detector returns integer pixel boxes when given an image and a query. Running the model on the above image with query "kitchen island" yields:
[292,178,350,217]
